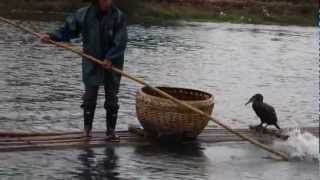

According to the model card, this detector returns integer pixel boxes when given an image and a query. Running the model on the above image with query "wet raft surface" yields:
[0,127,318,152]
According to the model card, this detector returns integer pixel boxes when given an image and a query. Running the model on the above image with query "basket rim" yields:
[138,86,214,103]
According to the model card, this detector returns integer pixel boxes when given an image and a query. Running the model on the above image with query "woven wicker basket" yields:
[136,86,214,140]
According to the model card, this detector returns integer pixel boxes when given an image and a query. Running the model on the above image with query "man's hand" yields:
[39,33,51,43]
[102,59,112,69]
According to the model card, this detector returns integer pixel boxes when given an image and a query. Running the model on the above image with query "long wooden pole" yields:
[0,16,288,160]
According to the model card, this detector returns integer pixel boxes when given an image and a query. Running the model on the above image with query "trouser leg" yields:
[104,83,119,135]
[81,86,99,136]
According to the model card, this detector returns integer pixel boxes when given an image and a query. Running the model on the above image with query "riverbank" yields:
[139,0,317,26]
[0,0,317,26]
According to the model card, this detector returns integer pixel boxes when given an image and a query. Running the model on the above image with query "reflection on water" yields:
[0,143,318,180]
[0,21,318,179]
[131,143,208,180]
[75,146,119,180]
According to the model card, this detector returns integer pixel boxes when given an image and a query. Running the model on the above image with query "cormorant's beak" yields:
[245,98,253,106]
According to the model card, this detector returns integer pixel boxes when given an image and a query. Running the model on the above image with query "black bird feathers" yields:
[246,94,281,130]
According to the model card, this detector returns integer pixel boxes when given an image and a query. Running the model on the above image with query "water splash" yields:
[273,128,319,161]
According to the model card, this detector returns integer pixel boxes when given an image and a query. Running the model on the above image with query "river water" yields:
[0,21,318,179]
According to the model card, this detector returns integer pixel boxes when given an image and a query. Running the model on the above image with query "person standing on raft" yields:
[41,0,128,139]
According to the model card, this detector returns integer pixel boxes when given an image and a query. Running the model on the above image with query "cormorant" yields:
[245,94,281,130]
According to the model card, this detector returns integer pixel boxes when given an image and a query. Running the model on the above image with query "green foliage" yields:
[0,0,316,26]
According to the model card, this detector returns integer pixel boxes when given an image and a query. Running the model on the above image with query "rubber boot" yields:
[83,105,96,137]
[106,110,119,140]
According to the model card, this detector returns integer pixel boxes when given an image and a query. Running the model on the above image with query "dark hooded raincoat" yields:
[49,4,128,87]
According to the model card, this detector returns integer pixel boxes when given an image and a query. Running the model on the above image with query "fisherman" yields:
[41,0,128,140]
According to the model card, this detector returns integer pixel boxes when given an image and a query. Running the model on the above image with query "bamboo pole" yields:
[0,16,289,160]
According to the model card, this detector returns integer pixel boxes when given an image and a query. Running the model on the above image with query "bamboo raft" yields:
[0,127,318,152]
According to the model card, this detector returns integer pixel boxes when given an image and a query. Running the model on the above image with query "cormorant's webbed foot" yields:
[249,124,264,133]
[255,124,264,130]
